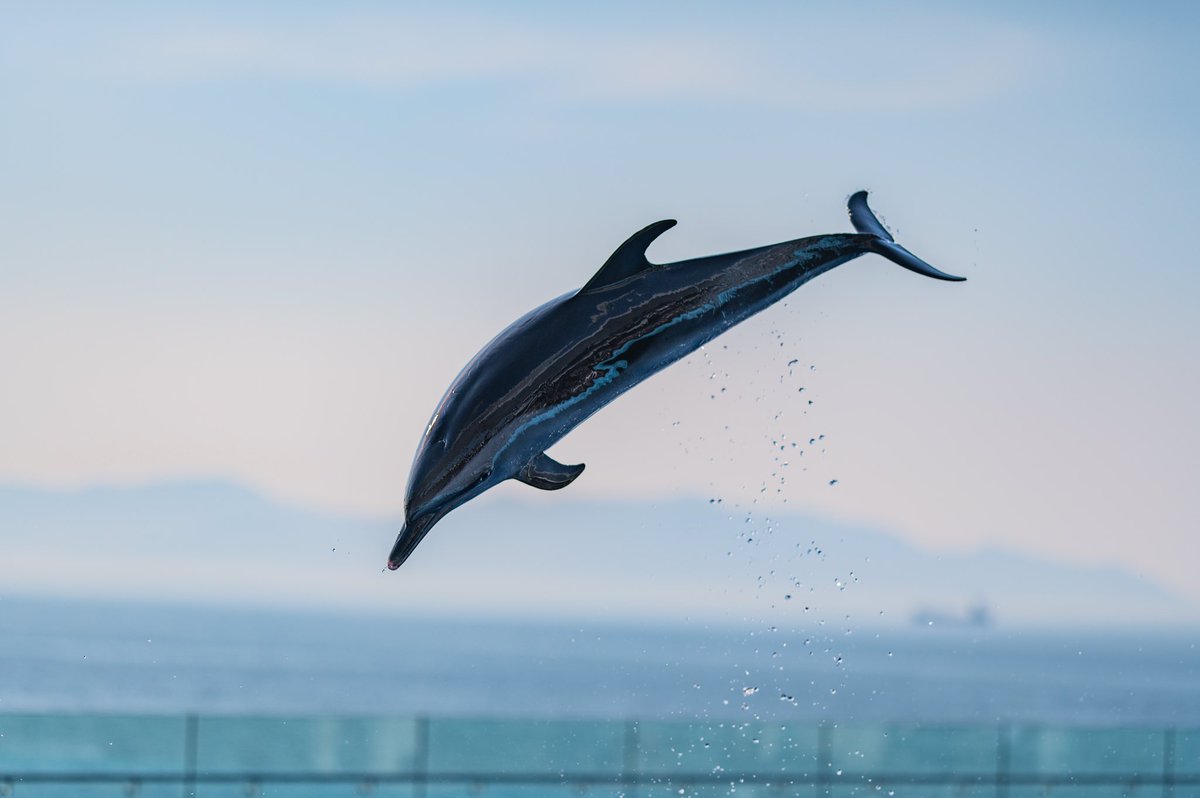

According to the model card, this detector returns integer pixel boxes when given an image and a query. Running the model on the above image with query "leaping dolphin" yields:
[387,191,964,570]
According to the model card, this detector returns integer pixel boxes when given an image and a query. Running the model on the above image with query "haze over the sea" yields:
[3,481,1194,628]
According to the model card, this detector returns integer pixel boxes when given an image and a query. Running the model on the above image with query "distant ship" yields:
[912,602,994,629]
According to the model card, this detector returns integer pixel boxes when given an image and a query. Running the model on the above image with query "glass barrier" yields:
[0,714,1196,797]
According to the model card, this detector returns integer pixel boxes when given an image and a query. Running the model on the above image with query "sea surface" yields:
[1,596,1197,725]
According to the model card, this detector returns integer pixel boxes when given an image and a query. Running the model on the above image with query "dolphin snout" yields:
[386,513,440,571]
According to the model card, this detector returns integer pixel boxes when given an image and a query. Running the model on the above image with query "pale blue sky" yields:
[2,3,1198,602]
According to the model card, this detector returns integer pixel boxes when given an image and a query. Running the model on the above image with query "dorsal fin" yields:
[579,219,677,293]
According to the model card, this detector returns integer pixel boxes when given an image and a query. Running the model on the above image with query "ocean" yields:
[2,596,1197,725]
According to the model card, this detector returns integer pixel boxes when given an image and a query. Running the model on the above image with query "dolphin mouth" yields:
[386,512,440,571]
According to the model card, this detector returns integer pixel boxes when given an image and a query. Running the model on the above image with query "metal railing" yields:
[0,714,1196,796]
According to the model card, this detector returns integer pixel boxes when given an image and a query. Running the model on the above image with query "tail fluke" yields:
[848,191,966,282]
[848,190,895,242]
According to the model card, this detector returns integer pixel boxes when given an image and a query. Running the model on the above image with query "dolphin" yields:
[387,191,963,570]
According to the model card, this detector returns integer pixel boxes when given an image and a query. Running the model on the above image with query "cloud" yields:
[131,13,547,88]
[54,7,1050,111]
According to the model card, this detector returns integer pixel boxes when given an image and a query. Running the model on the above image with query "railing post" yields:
[182,713,198,798]
[1163,726,1176,798]
[622,719,640,798]
[816,721,833,797]
[995,722,1010,798]
[413,715,430,798]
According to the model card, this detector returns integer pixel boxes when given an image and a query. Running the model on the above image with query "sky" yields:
[2,3,1199,607]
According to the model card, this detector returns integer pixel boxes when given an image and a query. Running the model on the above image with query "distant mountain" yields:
[0,481,1193,626]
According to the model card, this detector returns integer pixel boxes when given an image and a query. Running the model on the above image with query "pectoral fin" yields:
[517,453,585,490]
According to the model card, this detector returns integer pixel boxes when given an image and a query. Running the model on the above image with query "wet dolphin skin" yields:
[388,192,964,570]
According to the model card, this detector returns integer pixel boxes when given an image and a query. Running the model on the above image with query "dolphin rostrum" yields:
[387,191,964,569]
